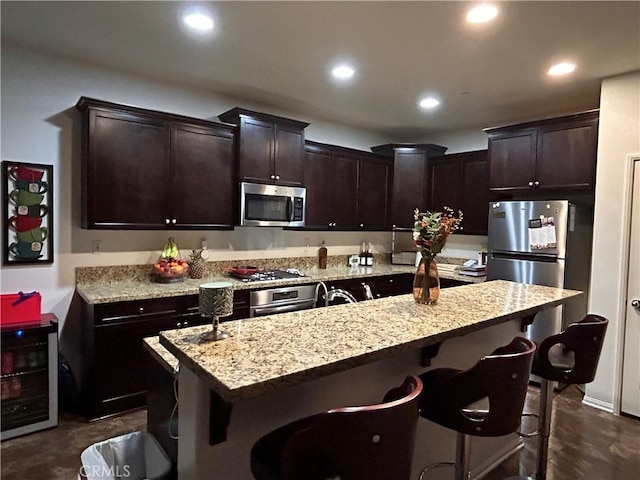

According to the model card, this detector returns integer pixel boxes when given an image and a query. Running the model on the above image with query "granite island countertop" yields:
[76,262,483,304]
[159,280,581,403]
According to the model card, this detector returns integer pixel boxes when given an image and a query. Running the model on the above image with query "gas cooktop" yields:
[230,269,306,283]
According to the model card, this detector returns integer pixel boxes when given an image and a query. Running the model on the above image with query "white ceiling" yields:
[2,1,639,139]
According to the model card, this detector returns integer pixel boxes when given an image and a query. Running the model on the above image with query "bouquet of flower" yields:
[412,207,463,263]
[412,207,463,305]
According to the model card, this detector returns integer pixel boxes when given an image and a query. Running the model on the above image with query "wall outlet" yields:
[92,240,102,255]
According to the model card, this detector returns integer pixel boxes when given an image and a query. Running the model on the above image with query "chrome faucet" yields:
[315,282,358,306]
[326,288,358,304]
[361,282,374,300]
[315,282,329,307]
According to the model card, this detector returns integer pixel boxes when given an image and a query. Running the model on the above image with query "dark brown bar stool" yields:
[418,337,536,480]
[532,314,608,480]
[250,375,423,480]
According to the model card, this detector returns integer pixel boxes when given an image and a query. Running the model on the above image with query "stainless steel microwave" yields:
[239,182,306,227]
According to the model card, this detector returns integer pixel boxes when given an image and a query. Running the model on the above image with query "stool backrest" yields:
[420,336,536,437]
[533,314,608,384]
[280,375,423,480]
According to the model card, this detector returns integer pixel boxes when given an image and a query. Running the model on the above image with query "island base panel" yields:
[177,319,524,479]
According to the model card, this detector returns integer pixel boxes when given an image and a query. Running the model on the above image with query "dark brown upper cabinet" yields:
[427,150,490,235]
[303,142,392,231]
[218,108,309,187]
[76,97,236,230]
[371,143,448,229]
[485,110,599,197]
[357,153,393,231]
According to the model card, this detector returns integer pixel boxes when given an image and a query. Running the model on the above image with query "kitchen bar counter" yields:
[167,280,582,479]
[76,262,482,305]
[160,280,580,402]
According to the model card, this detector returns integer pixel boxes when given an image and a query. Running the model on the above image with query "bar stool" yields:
[250,375,423,480]
[532,314,608,480]
[418,337,536,480]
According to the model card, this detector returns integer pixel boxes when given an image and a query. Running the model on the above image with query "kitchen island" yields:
[159,280,582,479]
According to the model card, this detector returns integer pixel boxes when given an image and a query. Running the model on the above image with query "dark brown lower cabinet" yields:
[73,291,249,420]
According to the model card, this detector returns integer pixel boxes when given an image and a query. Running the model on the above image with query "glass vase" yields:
[413,257,440,305]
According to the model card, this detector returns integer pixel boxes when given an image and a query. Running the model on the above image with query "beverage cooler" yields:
[1,314,58,440]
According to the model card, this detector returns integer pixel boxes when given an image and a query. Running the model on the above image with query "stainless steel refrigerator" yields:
[486,200,593,376]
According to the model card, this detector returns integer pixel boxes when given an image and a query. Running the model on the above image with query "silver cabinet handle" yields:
[360,223,364,228]
[275,175,280,180]
[165,218,170,224]
[534,181,540,186]
[270,175,275,180]
[632,299,640,309]
[171,218,177,224]
[528,181,534,187]
[139,307,144,314]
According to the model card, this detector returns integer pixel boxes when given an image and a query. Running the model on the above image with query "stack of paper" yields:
[459,264,487,277]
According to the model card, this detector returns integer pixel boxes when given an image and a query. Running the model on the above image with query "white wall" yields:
[584,71,640,412]
[0,43,392,325]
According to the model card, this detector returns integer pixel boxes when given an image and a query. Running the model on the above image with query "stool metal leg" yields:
[536,378,554,480]
[455,432,471,480]
[418,432,470,480]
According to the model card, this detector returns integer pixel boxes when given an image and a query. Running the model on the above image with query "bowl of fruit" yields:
[152,238,189,283]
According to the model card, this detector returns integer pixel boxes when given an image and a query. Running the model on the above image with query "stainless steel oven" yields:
[249,284,317,317]
[240,182,306,227]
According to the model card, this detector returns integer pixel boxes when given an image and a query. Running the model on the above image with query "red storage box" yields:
[1,292,42,326]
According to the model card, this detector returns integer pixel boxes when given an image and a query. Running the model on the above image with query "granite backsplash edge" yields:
[76,254,467,285]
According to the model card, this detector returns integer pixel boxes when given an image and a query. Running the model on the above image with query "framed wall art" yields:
[2,161,54,264]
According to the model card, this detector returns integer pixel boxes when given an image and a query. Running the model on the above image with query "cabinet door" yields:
[391,151,428,228]
[358,156,392,230]
[488,131,536,191]
[369,274,414,298]
[428,158,462,213]
[171,123,235,228]
[238,117,274,183]
[85,109,170,228]
[303,148,332,228]
[274,125,304,186]
[92,315,178,419]
[332,154,359,229]
[535,119,598,190]
[461,151,490,235]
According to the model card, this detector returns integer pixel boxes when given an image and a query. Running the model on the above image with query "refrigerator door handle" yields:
[491,251,558,263]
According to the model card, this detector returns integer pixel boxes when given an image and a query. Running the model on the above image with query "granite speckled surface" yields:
[159,280,581,402]
[143,337,179,376]
[76,257,483,304]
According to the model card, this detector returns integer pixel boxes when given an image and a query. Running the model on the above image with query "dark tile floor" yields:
[484,386,640,480]
[1,386,638,480]
[1,409,146,480]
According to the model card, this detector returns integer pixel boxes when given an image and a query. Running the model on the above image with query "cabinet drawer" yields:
[93,297,191,325]
[371,274,414,298]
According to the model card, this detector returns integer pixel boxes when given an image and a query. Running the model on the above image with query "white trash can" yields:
[79,431,171,480]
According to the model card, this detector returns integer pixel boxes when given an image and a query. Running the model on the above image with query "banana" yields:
[162,237,179,260]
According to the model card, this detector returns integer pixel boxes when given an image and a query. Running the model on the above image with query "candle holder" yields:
[197,281,233,342]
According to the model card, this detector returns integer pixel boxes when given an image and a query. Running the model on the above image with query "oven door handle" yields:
[251,300,316,317]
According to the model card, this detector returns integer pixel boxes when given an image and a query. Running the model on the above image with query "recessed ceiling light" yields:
[183,11,214,32]
[418,96,441,110]
[548,62,576,76]
[331,64,355,80]
[466,4,499,23]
